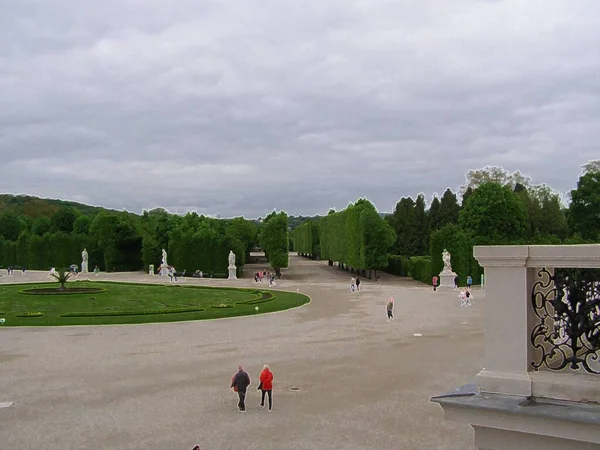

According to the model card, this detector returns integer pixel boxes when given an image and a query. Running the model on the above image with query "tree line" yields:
[0,202,291,277]
[293,163,600,285]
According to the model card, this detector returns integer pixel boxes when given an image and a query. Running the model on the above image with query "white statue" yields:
[81,248,89,273]
[227,250,237,280]
[442,249,452,273]
[160,249,168,276]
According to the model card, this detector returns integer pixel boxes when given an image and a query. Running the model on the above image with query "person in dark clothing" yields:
[355,277,361,291]
[230,365,251,411]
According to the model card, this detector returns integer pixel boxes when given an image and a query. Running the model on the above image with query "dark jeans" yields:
[237,390,247,410]
[387,310,393,319]
[260,389,273,409]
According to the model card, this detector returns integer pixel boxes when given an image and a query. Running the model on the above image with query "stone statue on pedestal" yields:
[160,249,168,276]
[228,250,237,280]
[438,248,457,290]
[81,248,89,273]
[442,249,453,273]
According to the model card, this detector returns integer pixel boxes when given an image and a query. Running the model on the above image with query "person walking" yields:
[350,277,356,292]
[230,365,251,412]
[355,276,361,291]
[432,275,438,291]
[386,296,394,320]
[466,275,472,289]
[258,364,274,411]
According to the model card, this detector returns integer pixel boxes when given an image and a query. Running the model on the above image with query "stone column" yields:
[473,245,534,396]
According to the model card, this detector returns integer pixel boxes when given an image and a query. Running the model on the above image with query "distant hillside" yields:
[288,215,322,230]
[0,194,115,218]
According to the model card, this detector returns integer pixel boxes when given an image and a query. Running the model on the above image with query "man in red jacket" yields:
[258,365,274,411]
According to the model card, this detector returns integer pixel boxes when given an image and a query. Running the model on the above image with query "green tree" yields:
[360,202,396,278]
[50,207,78,233]
[428,195,442,234]
[391,197,418,255]
[73,215,92,234]
[459,182,528,244]
[569,170,600,240]
[0,211,22,241]
[260,211,289,278]
[438,188,460,227]
[414,194,428,255]
[461,166,531,194]
[31,216,51,236]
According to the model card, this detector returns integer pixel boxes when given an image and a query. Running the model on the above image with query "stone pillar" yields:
[473,245,534,396]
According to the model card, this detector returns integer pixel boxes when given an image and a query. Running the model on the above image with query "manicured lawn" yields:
[0,281,310,326]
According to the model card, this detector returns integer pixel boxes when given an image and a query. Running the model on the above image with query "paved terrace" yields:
[0,255,484,449]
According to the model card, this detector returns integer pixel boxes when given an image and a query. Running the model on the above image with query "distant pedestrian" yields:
[230,365,251,412]
[459,289,472,307]
[454,276,459,289]
[350,277,356,292]
[432,276,438,291]
[386,296,394,320]
[466,275,472,289]
[355,277,361,291]
[258,364,274,411]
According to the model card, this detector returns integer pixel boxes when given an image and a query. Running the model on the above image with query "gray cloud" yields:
[1,0,599,217]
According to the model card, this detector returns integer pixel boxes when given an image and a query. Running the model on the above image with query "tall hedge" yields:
[317,199,394,273]
[169,215,247,276]
[260,211,289,277]
[407,256,432,284]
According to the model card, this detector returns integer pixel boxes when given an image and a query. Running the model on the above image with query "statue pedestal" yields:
[160,265,168,277]
[228,265,237,280]
[438,271,457,290]
[81,262,88,273]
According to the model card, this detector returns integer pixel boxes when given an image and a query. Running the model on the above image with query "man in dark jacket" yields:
[230,365,251,411]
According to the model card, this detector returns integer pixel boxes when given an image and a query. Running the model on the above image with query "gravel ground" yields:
[0,255,484,450]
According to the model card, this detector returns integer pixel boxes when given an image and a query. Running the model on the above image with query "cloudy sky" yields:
[1,0,599,218]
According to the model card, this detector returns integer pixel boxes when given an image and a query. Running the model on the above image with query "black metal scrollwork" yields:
[531,267,600,374]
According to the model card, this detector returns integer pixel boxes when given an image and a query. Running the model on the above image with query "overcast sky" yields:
[1,0,599,218]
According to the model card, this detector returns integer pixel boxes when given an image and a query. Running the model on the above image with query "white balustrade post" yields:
[473,245,535,396]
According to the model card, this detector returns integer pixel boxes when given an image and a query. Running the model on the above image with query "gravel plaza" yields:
[0,254,484,450]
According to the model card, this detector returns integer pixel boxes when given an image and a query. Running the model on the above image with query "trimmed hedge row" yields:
[18,287,107,295]
[407,256,432,284]
[15,312,44,317]
[60,307,206,318]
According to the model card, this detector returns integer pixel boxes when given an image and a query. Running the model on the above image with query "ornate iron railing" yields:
[531,267,600,374]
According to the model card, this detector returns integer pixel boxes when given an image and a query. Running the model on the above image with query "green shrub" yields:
[408,256,432,284]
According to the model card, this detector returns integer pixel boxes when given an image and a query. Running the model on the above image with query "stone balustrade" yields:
[431,245,600,450]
